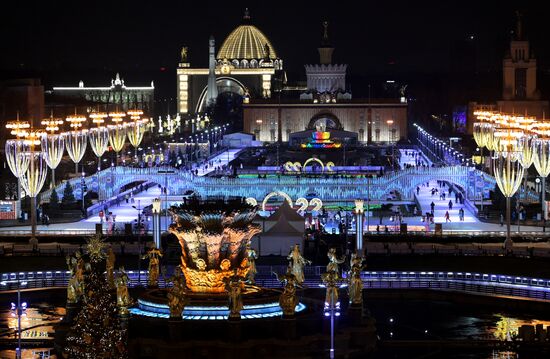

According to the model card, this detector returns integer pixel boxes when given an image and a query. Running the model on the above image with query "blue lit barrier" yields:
[2,268,550,304]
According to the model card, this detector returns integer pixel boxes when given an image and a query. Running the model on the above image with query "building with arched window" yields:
[176,9,283,115]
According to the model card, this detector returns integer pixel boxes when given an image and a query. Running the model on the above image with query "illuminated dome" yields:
[216,10,282,69]
[217,25,277,60]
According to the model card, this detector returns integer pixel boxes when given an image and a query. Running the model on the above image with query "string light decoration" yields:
[532,123,550,225]
[5,118,31,179]
[20,130,48,245]
[88,112,109,169]
[65,114,88,173]
[126,110,147,161]
[41,115,65,188]
[108,111,127,165]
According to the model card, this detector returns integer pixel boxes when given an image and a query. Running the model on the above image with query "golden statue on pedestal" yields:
[142,247,163,287]
[115,266,132,316]
[224,271,244,319]
[321,268,341,309]
[275,265,301,317]
[167,266,188,319]
[347,252,365,306]
[246,243,258,284]
[287,244,311,285]
[106,247,116,289]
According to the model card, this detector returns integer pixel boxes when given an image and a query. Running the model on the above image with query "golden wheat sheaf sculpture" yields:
[169,209,260,293]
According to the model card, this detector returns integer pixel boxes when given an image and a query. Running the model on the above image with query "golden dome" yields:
[217,24,277,60]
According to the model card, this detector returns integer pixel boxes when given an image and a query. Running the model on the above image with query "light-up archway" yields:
[302,157,325,172]
[261,191,293,211]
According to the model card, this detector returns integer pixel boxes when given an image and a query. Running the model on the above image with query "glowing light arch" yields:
[262,191,293,211]
[302,157,325,172]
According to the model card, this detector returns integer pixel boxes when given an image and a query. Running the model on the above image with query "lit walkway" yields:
[399,149,432,169]
[192,149,242,176]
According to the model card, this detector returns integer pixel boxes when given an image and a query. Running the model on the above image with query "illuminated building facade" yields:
[51,73,155,113]
[468,13,549,134]
[176,9,283,115]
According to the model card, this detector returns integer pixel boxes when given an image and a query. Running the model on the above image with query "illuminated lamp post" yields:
[21,130,48,246]
[152,197,162,248]
[386,119,394,168]
[88,112,109,170]
[126,109,147,163]
[354,199,364,255]
[515,117,536,233]
[5,118,31,201]
[532,123,550,232]
[40,114,65,189]
[65,114,88,174]
[493,126,524,250]
[107,111,127,166]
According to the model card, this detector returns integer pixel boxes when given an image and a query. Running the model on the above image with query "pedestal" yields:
[347,303,363,327]
[119,312,130,330]
[281,316,297,340]
[168,317,183,342]
[227,317,242,342]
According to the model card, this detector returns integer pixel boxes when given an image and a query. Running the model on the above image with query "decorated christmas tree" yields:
[65,236,128,358]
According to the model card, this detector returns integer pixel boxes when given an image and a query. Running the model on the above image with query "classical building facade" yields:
[51,73,154,114]
[177,9,282,115]
[244,21,407,144]
[243,100,407,144]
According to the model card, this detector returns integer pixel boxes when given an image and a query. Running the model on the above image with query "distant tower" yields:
[304,21,348,93]
[502,11,539,100]
[206,35,218,107]
[318,21,334,65]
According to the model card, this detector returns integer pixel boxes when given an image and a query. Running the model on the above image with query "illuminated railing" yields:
[2,269,550,303]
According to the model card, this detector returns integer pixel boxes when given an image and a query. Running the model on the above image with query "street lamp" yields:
[132,200,143,286]
[41,114,64,189]
[5,118,31,202]
[21,130,48,246]
[493,125,524,250]
[127,109,147,163]
[107,111,127,166]
[65,114,88,174]
[354,199,364,255]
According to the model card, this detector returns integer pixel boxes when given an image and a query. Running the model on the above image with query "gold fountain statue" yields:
[275,265,301,317]
[167,266,188,319]
[287,244,311,285]
[168,204,260,293]
[225,271,245,319]
[115,266,132,315]
[347,251,365,306]
[142,247,163,287]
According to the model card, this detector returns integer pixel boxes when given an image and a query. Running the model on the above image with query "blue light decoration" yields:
[130,299,306,320]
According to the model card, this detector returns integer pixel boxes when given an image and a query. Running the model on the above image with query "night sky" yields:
[1,0,547,110]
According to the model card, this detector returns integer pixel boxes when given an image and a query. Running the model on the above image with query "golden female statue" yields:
[275,265,301,317]
[106,247,116,289]
[326,248,345,274]
[115,266,132,315]
[287,244,311,285]
[167,266,188,319]
[321,269,341,308]
[246,243,258,284]
[225,272,244,319]
[347,252,364,306]
[142,247,163,287]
